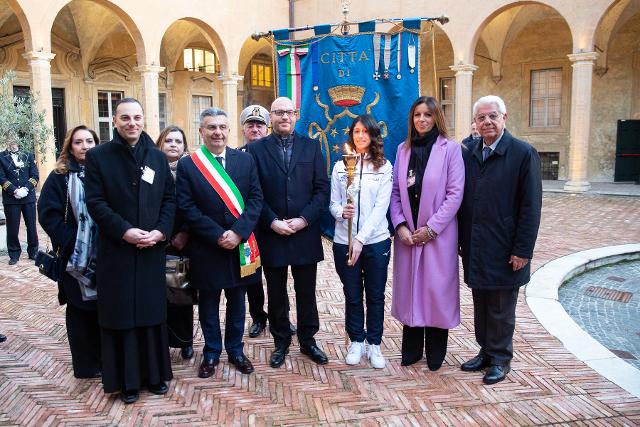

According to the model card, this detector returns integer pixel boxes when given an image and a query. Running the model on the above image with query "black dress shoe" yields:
[483,364,510,385]
[300,344,328,365]
[270,346,289,368]
[8,258,17,265]
[0,334,6,343]
[181,345,194,359]
[148,382,169,395]
[289,322,297,336]
[120,389,139,404]
[198,358,219,378]
[461,354,490,372]
[28,254,36,261]
[427,361,444,371]
[249,320,266,338]
[228,354,254,374]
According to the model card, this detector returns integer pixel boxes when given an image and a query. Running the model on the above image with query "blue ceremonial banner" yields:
[274,23,421,237]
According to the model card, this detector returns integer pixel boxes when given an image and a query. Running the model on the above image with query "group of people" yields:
[1,91,542,404]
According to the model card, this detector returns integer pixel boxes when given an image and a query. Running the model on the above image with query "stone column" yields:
[218,74,243,148]
[564,52,598,192]
[134,64,165,140]
[450,64,478,143]
[22,51,56,181]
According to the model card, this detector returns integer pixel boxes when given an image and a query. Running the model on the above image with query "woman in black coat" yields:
[156,126,195,360]
[38,125,101,378]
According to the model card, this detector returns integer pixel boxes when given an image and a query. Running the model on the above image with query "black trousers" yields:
[167,303,194,348]
[401,325,448,368]
[264,264,319,348]
[66,304,101,378]
[246,280,268,324]
[471,288,520,366]
[4,203,38,259]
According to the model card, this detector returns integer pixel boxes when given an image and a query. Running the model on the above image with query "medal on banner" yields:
[383,34,391,79]
[396,33,402,80]
[372,34,381,80]
[408,34,416,74]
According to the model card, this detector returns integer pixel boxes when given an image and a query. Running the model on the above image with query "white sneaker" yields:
[345,341,366,365]
[368,344,386,369]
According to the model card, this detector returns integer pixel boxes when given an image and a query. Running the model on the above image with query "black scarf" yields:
[407,126,439,225]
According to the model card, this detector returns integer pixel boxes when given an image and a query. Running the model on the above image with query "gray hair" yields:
[473,95,507,116]
[200,107,227,126]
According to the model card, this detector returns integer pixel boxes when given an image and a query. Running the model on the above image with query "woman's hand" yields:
[347,239,363,266]
[342,203,355,220]
[396,224,414,246]
[412,227,430,245]
[171,231,189,250]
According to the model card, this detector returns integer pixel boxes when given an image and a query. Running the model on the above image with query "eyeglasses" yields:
[271,110,296,117]
[474,112,503,122]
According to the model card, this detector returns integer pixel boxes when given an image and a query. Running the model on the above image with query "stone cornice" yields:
[133,64,165,74]
[567,52,599,63]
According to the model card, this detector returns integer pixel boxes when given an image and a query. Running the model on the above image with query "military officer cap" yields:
[240,105,270,126]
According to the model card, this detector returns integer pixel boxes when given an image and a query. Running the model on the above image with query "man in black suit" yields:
[0,142,39,264]
[247,97,330,368]
[176,107,263,378]
[458,95,542,385]
[85,98,175,403]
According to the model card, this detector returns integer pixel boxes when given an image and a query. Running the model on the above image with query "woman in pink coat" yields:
[390,96,465,370]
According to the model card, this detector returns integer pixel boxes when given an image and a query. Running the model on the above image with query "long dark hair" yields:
[345,114,386,170]
[406,96,449,148]
[55,125,100,174]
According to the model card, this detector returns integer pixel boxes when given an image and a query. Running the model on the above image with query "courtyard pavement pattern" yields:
[0,192,639,426]
[559,260,640,370]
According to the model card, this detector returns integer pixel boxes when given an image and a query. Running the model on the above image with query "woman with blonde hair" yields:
[390,96,465,370]
[38,125,101,378]
[156,125,196,359]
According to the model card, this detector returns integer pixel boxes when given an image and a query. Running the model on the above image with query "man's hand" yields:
[218,230,242,249]
[347,239,363,266]
[396,224,414,246]
[271,219,295,235]
[509,255,529,271]
[341,203,355,220]
[13,187,28,199]
[285,217,307,232]
[136,229,165,248]
[170,231,189,250]
[123,228,148,245]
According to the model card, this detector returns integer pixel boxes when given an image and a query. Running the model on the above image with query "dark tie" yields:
[280,137,292,169]
[215,156,224,169]
[482,147,492,163]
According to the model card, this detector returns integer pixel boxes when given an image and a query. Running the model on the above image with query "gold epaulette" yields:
[2,182,11,190]
[28,178,38,186]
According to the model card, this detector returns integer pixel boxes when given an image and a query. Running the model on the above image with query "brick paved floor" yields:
[0,192,639,426]
[559,260,640,370]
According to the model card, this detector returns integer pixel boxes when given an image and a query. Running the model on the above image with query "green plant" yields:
[0,69,53,159]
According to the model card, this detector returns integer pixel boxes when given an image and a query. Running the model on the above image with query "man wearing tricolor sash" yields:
[176,108,263,378]
[247,97,330,368]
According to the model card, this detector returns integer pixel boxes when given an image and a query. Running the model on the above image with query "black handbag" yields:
[166,255,190,289]
[35,181,68,282]
[34,249,61,282]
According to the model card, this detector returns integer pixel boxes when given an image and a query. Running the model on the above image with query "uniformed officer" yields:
[0,142,39,264]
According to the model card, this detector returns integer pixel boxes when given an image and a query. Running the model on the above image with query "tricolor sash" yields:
[191,146,261,277]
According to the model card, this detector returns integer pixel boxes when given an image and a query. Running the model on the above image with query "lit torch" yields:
[342,144,360,264]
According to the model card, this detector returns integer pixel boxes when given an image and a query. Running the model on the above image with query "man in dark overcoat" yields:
[247,96,330,368]
[85,98,175,404]
[176,107,263,378]
[0,142,39,264]
[458,95,542,385]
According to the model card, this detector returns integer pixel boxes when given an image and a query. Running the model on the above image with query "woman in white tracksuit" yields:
[330,114,393,369]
